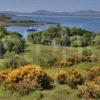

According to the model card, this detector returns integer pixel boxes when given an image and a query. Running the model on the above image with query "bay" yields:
[6,15,100,37]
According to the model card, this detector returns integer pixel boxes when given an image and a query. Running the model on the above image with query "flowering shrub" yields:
[66,68,83,89]
[77,67,100,98]
[77,81,100,98]
[0,69,11,84]
[53,60,74,67]
[53,56,98,67]
[94,76,100,85]
[55,70,67,84]
[5,65,52,94]
[84,67,100,81]
[55,68,83,88]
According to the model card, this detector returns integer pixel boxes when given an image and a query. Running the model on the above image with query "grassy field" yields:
[0,85,85,100]
[23,43,100,66]
[0,43,99,100]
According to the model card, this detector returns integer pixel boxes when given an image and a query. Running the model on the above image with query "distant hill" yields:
[0,11,18,16]
[1,10,100,17]
[31,10,100,17]
[69,10,100,16]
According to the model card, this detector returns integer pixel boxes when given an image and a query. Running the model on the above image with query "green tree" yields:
[80,32,93,47]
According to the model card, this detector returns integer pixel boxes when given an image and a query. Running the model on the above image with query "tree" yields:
[94,35,100,46]
[0,41,5,58]
[80,32,93,47]
[0,26,8,39]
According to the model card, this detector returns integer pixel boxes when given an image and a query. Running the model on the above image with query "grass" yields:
[23,43,100,64]
[0,43,99,100]
[0,85,80,100]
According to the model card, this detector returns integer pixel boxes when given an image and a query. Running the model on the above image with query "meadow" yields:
[0,25,100,100]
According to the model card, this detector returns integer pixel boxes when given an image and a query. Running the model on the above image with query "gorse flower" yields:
[55,68,83,88]
[5,65,52,94]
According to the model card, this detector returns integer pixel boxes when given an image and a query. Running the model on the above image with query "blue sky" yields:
[0,0,100,12]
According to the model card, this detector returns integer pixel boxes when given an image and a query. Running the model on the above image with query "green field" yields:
[0,43,99,100]
[0,17,100,100]
[22,43,100,66]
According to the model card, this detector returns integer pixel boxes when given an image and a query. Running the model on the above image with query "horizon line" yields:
[0,9,100,13]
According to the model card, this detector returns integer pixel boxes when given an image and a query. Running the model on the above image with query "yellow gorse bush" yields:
[77,67,100,99]
[55,68,83,88]
[5,65,52,94]
[65,68,83,89]
[0,69,12,84]
[53,56,98,67]
[55,70,67,84]
[77,81,100,98]
[84,67,100,81]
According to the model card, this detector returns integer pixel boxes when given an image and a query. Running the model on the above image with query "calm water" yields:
[6,15,100,37]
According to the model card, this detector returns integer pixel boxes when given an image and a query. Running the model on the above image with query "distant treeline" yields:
[28,26,100,47]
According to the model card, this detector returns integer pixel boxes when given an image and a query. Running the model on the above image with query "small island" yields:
[0,15,57,27]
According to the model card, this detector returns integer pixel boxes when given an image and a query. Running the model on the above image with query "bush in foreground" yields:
[84,67,100,81]
[77,67,100,99]
[77,81,100,98]
[5,65,52,94]
[0,69,12,84]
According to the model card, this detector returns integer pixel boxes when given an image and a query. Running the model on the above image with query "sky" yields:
[0,0,100,12]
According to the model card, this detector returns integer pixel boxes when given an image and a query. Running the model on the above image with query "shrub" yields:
[71,40,81,47]
[5,65,52,94]
[0,69,11,84]
[55,70,67,84]
[4,54,29,68]
[53,56,97,67]
[80,32,93,47]
[94,35,100,46]
[94,76,100,85]
[84,67,100,82]
[55,68,83,89]
[40,56,57,67]
[66,68,83,89]
[82,49,92,56]
[53,59,74,67]
[77,81,100,98]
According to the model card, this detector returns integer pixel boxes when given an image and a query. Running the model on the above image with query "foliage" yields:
[28,26,94,47]
[71,40,81,47]
[0,69,12,84]
[0,41,5,58]
[77,81,100,98]
[55,70,67,84]
[53,55,97,67]
[77,67,100,98]
[4,53,29,68]
[0,26,25,57]
[82,49,92,56]
[80,32,94,47]
[84,67,100,81]
[65,68,83,89]
[55,68,83,89]
[0,26,8,39]
[94,35,100,46]
[5,65,52,94]
[40,56,57,67]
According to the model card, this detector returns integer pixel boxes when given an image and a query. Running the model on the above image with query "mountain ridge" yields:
[0,10,100,17]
